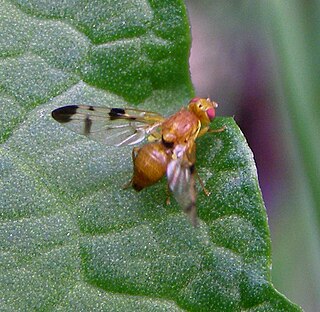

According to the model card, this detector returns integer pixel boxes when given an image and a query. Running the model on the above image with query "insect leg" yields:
[132,147,140,160]
[194,169,210,196]
[208,125,226,133]
[165,183,171,205]
[122,180,132,189]
[122,147,140,189]
[197,124,225,137]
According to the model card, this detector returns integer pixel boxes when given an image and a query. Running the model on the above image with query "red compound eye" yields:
[206,107,215,121]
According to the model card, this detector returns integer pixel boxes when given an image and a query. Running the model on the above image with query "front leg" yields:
[208,125,226,134]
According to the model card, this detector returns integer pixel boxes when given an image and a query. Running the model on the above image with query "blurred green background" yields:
[185,1,320,311]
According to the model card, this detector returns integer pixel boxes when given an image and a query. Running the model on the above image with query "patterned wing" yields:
[51,105,165,146]
[167,144,198,226]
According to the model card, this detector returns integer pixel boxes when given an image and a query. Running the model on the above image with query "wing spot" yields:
[51,105,79,123]
[84,115,92,135]
[109,108,126,120]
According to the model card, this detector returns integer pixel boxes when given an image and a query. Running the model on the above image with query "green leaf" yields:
[0,0,301,311]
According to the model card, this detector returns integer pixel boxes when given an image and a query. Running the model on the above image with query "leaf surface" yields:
[0,0,301,311]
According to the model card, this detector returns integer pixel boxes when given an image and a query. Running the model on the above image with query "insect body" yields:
[51,98,224,226]
[130,142,172,191]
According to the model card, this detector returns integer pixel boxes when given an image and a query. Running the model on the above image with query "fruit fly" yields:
[51,98,224,226]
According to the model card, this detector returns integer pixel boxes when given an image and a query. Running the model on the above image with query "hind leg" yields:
[122,147,140,189]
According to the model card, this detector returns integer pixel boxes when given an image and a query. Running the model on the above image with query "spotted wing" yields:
[167,144,198,226]
[51,105,165,146]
